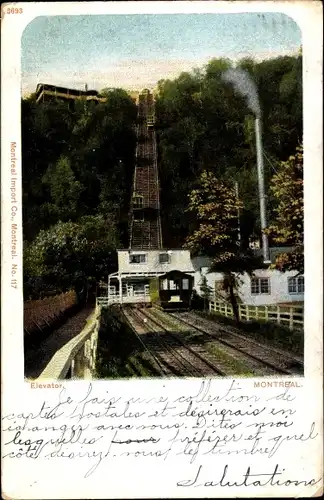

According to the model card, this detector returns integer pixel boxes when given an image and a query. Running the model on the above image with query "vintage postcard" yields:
[1,1,323,498]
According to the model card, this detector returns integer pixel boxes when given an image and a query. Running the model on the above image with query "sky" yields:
[21,13,301,95]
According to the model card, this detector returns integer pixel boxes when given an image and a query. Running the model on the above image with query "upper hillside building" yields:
[34,83,106,104]
[34,83,140,105]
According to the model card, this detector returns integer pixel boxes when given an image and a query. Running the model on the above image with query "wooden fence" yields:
[209,299,304,330]
[24,291,78,332]
[38,307,100,380]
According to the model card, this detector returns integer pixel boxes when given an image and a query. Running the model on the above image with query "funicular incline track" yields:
[122,307,226,377]
[122,308,173,376]
[136,308,227,376]
[141,307,275,376]
[130,90,162,250]
[168,311,304,375]
[134,308,229,376]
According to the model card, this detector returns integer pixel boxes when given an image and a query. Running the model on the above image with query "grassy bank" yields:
[195,309,304,357]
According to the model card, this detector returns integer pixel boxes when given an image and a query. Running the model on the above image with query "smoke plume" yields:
[222,68,261,117]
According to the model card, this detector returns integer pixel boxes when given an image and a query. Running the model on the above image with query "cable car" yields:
[158,270,194,310]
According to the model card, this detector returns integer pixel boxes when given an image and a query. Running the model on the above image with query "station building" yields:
[104,247,304,307]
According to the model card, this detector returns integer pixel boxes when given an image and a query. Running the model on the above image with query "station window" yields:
[251,277,270,295]
[215,278,223,291]
[288,276,304,294]
[169,279,180,290]
[159,253,170,264]
[129,254,147,264]
[182,279,189,290]
[161,279,168,290]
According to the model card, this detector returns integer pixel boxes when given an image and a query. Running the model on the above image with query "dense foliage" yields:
[24,215,118,298]
[265,144,304,273]
[22,89,137,297]
[22,88,137,242]
[185,171,243,260]
[155,55,302,248]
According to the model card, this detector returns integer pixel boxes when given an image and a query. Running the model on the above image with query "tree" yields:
[265,144,304,273]
[184,171,260,323]
[42,155,83,222]
[24,215,119,300]
[200,274,213,311]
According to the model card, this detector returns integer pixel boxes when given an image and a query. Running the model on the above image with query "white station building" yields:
[105,247,304,307]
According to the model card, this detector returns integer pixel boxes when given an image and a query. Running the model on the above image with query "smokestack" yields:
[255,117,270,263]
[221,68,270,263]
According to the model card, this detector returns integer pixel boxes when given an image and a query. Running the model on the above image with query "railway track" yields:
[167,310,303,376]
[137,308,258,377]
[123,307,226,377]
[145,307,280,376]
[122,308,174,376]
[136,308,229,376]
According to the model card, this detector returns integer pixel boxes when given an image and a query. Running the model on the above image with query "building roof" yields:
[117,248,189,252]
[159,270,194,279]
[117,247,296,267]
[35,83,99,97]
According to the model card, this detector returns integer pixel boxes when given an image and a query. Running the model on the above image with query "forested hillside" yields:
[22,54,302,298]
[22,89,137,297]
[155,55,302,247]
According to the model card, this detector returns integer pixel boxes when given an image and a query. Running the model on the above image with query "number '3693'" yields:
[6,7,23,14]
